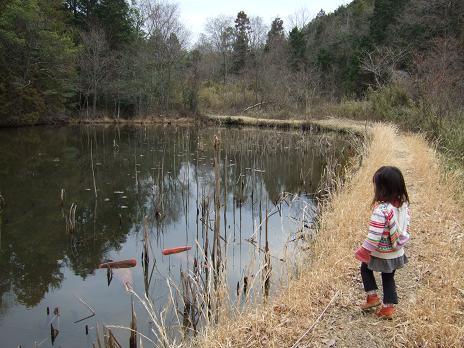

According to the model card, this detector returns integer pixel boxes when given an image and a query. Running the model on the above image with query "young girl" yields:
[355,166,410,318]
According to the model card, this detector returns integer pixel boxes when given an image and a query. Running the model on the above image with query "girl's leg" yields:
[360,262,378,292]
[381,270,398,304]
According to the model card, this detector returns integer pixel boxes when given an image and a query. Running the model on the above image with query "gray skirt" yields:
[368,254,408,273]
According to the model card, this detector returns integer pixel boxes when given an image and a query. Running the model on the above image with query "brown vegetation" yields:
[195,122,464,347]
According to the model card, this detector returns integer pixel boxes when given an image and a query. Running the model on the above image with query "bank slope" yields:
[197,123,464,347]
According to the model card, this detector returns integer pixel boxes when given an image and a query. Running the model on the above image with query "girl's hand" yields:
[355,247,371,263]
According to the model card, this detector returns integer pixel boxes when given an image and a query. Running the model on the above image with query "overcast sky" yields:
[176,0,352,43]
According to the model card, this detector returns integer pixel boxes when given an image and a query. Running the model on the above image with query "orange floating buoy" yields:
[98,258,137,269]
[162,246,192,256]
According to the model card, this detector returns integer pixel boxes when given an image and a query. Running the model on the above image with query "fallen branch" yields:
[242,102,267,113]
[291,290,339,348]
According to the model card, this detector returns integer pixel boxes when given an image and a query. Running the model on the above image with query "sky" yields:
[176,0,352,43]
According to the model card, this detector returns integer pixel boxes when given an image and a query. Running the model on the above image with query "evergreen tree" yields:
[265,17,285,51]
[0,0,76,125]
[94,0,136,49]
[370,0,406,44]
[316,9,326,18]
[232,11,251,73]
[288,27,306,71]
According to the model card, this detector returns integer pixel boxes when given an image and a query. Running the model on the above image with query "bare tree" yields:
[79,26,111,117]
[204,15,234,51]
[203,15,234,85]
[248,16,268,50]
[138,0,189,46]
[288,8,312,29]
[361,46,408,88]
[415,37,463,118]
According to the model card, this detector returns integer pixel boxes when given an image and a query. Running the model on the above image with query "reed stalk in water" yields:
[90,141,98,198]
[65,203,77,234]
[130,299,137,348]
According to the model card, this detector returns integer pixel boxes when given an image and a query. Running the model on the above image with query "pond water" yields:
[0,124,353,347]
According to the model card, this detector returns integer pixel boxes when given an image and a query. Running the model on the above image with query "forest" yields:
[0,0,463,157]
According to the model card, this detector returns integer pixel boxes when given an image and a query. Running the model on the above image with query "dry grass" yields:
[204,115,369,136]
[68,116,196,125]
[194,122,464,347]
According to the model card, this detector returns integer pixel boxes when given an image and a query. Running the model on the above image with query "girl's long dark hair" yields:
[372,166,409,205]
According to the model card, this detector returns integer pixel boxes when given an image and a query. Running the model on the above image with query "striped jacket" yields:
[362,202,410,259]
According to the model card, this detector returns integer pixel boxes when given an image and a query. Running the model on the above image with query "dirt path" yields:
[198,123,464,347]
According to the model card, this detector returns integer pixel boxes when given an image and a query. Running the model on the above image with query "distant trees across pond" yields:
[0,0,463,147]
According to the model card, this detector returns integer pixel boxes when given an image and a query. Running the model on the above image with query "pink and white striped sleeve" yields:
[362,206,386,252]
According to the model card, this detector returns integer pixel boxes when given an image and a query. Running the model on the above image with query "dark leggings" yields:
[360,262,398,304]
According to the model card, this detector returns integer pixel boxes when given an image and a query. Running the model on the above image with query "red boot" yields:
[376,305,395,319]
[360,294,381,310]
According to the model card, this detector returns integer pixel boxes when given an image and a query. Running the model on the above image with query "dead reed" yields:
[65,203,77,234]
[195,123,464,347]
[92,123,369,347]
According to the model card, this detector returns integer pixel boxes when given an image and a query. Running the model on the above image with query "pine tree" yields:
[232,11,251,73]
[94,0,136,49]
[265,17,285,51]
[288,27,306,71]
[0,0,76,125]
[370,0,406,44]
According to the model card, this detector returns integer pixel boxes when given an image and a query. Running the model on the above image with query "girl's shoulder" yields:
[374,201,409,210]
[373,202,410,224]
[373,202,390,213]
[373,201,408,217]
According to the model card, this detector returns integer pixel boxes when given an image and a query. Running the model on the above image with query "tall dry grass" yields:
[392,135,464,346]
[195,123,464,347]
[194,124,390,347]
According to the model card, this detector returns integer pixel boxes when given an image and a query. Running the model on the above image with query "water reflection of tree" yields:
[0,126,185,308]
[0,125,350,313]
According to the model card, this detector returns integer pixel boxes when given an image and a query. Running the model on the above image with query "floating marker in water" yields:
[162,246,192,256]
[85,188,91,191]
[121,206,128,209]
[98,258,137,269]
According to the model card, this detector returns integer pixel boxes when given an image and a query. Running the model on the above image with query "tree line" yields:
[0,0,463,138]
[0,0,197,125]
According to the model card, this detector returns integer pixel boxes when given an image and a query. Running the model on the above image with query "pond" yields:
[0,124,354,347]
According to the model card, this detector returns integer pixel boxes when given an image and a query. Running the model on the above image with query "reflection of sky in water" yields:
[0,125,351,347]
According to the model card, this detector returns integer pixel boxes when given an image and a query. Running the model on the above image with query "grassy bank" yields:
[68,115,197,126]
[203,114,369,136]
[325,86,464,164]
[195,121,464,347]
[0,115,198,128]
